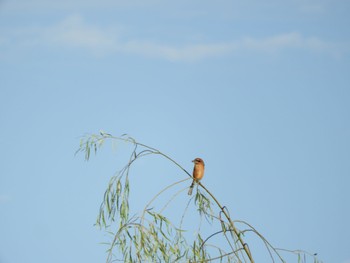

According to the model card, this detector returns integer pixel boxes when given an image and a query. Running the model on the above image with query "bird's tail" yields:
[188,180,195,195]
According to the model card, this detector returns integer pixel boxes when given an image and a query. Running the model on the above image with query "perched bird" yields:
[188,158,205,195]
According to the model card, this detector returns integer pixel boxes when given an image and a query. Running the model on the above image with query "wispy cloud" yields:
[42,15,119,55]
[239,33,341,55]
[1,14,347,61]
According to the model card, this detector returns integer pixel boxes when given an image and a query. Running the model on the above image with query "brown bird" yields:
[188,158,205,195]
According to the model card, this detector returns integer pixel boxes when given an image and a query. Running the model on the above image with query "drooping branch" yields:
[77,132,322,263]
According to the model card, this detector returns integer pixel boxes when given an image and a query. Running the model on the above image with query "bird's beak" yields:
[192,159,195,162]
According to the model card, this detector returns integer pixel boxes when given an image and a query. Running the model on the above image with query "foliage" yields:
[76,131,322,263]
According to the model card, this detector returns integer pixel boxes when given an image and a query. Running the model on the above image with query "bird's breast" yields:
[193,165,205,180]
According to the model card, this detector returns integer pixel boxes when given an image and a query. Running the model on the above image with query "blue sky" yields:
[1,0,349,262]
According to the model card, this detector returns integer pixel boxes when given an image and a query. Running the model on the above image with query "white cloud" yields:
[239,32,341,55]
[1,15,348,61]
[42,15,119,55]
[121,41,236,61]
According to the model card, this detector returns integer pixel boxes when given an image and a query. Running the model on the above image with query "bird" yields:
[188,158,205,195]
